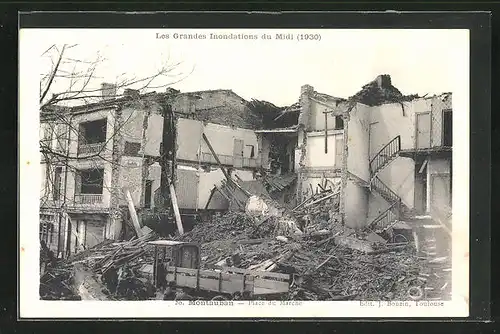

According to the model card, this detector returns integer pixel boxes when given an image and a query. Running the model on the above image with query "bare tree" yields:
[39,44,191,250]
[39,44,191,157]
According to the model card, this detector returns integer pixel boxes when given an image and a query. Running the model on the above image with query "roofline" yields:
[49,88,250,115]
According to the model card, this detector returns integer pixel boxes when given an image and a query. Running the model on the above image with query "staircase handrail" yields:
[367,200,401,230]
[369,135,401,174]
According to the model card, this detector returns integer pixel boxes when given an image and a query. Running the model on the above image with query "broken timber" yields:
[124,188,144,237]
[166,175,184,235]
[202,133,231,181]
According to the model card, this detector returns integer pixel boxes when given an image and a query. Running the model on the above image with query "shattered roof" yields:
[348,75,419,106]
[247,99,299,130]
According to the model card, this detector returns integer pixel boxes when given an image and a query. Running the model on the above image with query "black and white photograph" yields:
[19,20,470,318]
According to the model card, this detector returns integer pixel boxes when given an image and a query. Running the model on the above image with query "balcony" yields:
[78,142,106,156]
[74,194,103,205]
[199,152,261,168]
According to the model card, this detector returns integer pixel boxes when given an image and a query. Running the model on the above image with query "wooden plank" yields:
[123,188,143,237]
[225,267,290,280]
[254,278,289,293]
[175,275,197,289]
[166,267,198,275]
[202,133,231,181]
[168,180,184,235]
[304,191,339,208]
[198,277,220,291]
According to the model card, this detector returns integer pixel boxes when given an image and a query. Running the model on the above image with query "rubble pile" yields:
[283,238,425,300]
[292,187,342,235]
[89,233,157,276]
[174,200,425,301]
[176,210,299,269]
[39,261,81,300]
[177,211,261,244]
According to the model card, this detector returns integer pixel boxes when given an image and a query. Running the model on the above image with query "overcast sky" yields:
[31,29,469,107]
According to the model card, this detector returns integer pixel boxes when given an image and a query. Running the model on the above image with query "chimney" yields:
[123,88,140,99]
[101,83,117,100]
[300,84,314,96]
[375,75,391,88]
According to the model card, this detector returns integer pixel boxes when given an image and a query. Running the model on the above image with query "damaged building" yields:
[39,74,452,260]
[39,86,268,257]
[282,75,452,239]
[39,74,454,302]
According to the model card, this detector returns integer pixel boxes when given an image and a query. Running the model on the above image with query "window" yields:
[53,167,62,201]
[124,141,141,156]
[442,109,452,147]
[144,180,153,208]
[77,169,104,194]
[245,145,255,158]
[334,116,344,130]
[39,215,54,244]
[78,118,107,145]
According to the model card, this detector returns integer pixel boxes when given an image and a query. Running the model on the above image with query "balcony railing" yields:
[78,142,105,156]
[200,152,261,168]
[74,194,103,205]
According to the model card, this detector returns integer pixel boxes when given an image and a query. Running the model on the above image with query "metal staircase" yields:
[369,135,401,183]
[366,135,405,232]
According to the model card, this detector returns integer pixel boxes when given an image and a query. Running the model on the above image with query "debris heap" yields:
[175,207,426,301]
[350,74,419,106]
[39,261,81,300]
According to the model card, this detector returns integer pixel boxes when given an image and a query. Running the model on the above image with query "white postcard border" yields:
[19,28,470,318]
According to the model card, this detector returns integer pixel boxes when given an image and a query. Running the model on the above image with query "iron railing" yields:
[78,142,105,156]
[74,194,103,205]
[368,201,401,232]
[371,176,401,204]
[369,135,401,177]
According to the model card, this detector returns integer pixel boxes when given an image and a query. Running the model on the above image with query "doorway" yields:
[442,109,452,147]
[414,158,428,214]
[416,112,431,149]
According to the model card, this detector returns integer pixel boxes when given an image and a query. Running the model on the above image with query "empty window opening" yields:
[53,167,62,201]
[144,180,153,208]
[79,118,107,145]
[443,109,452,147]
[78,169,104,194]
[40,215,55,244]
[414,159,428,214]
[124,141,141,156]
[334,116,344,130]
[245,145,255,158]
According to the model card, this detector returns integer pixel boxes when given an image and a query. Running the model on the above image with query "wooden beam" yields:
[202,133,231,181]
[324,112,328,154]
[166,175,184,235]
[123,188,143,237]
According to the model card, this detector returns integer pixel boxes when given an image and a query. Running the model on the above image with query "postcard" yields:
[19,23,470,318]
